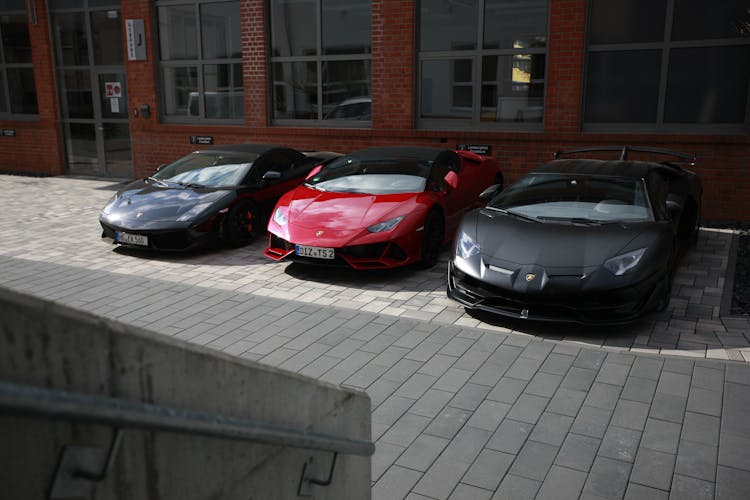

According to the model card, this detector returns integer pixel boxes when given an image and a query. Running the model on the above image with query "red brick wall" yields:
[0,0,63,175]
[1,0,748,221]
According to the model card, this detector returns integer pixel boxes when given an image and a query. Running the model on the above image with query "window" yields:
[270,0,372,124]
[157,0,243,121]
[584,0,750,133]
[0,1,38,117]
[418,0,549,129]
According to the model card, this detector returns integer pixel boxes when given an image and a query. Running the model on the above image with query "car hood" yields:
[284,187,416,243]
[101,180,233,226]
[471,209,650,271]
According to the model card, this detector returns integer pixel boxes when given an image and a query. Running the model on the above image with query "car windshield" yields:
[305,156,431,194]
[151,152,259,188]
[488,173,654,223]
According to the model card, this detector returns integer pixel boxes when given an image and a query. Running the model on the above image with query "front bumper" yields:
[100,221,217,252]
[447,260,663,325]
[264,233,414,269]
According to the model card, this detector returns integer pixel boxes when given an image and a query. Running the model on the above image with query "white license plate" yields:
[116,231,148,246]
[295,245,334,259]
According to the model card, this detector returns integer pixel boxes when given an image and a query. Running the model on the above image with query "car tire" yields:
[418,210,444,269]
[224,199,261,246]
[655,273,672,312]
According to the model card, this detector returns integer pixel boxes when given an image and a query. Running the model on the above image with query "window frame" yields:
[155,0,244,124]
[417,0,550,131]
[269,0,372,127]
[582,0,750,134]
[0,5,38,120]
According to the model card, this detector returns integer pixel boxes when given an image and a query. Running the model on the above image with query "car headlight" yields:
[457,231,481,259]
[176,202,215,222]
[273,207,288,226]
[604,248,646,276]
[368,215,404,233]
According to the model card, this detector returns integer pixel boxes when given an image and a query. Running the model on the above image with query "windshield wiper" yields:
[485,207,540,223]
[536,216,603,226]
[176,181,206,189]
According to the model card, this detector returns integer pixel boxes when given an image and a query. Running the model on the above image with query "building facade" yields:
[0,0,748,221]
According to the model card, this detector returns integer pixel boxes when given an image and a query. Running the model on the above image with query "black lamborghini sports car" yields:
[448,146,702,324]
[99,144,341,251]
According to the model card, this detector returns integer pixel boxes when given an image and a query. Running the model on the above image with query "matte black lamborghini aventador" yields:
[99,144,340,251]
[448,146,703,324]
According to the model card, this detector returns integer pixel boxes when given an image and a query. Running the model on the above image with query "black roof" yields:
[537,158,669,179]
[349,146,456,161]
[195,144,282,155]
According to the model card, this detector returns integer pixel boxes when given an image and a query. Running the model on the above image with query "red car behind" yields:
[264,146,502,269]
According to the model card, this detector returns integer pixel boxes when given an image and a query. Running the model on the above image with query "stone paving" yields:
[1,174,750,499]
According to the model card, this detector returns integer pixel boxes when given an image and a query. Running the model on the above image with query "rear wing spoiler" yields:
[554,146,696,167]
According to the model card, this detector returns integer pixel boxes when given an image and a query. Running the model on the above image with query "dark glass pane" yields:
[271,0,316,57]
[91,10,123,65]
[98,73,127,119]
[103,123,132,178]
[589,0,667,44]
[53,13,89,66]
[584,50,660,123]
[420,0,478,51]
[0,74,6,112]
[203,64,244,119]
[2,15,32,63]
[484,0,548,49]
[672,0,750,40]
[421,59,473,118]
[62,69,93,118]
[201,1,241,59]
[47,0,84,9]
[322,0,371,55]
[65,123,98,175]
[665,46,750,123]
[7,67,37,113]
[0,1,27,10]
[158,5,198,60]
[481,54,545,123]
[322,59,371,118]
[272,61,317,119]
[162,66,198,116]
[88,0,121,7]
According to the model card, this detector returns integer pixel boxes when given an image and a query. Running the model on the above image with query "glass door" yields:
[51,1,132,178]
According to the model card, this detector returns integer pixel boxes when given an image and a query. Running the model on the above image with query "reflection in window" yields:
[418,0,548,127]
[157,1,243,120]
[585,0,750,130]
[0,5,38,117]
[271,0,372,123]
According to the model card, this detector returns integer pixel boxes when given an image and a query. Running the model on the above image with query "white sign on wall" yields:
[126,19,147,61]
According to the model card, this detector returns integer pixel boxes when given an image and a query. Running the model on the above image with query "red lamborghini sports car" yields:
[264,146,502,269]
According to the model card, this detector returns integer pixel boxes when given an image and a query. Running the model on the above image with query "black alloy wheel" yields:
[224,200,261,246]
[418,210,444,269]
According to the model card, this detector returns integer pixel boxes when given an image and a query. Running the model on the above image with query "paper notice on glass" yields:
[110,98,120,113]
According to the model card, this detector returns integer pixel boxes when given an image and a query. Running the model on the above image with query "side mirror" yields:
[306,164,323,180]
[444,170,459,190]
[262,170,282,182]
[479,184,502,202]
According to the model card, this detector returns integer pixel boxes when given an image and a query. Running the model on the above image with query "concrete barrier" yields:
[0,286,372,499]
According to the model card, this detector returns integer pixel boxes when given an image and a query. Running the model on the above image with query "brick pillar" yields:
[371,0,416,130]
[545,0,587,133]
[243,0,268,128]
[121,1,158,132]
